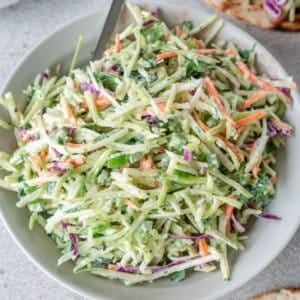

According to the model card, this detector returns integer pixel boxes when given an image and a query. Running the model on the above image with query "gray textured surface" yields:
[0,1,299,299]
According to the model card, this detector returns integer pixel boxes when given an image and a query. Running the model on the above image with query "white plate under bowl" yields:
[0,1,299,299]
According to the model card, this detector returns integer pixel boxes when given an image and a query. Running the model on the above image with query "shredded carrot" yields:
[21,135,31,144]
[39,150,47,164]
[108,264,116,270]
[189,37,205,49]
[114,33,121,53]
[204,77,233,123]
[218,136,244,162]
[238,90,267,110]
[156,146,165,153]
[193,109,244,163]
[195,49,222,55]
[156,51,177,61]
[192,110,210,132]
[261,82,292,105]
[199,239,209,256]
[236,61,292,105]
[29,156,41,174]
[175,26,185,36]
[155,101,166,113]
[124,199,139,210]
[234,111,266,128]
[81,96,112,110]
[66,157,85,167]
[66,142,90,148]
[249,142,256,155]
[164,35,169,42]
[225,49,236,58]
[66,104,77,127]
[140,155,156,170]
[95,96,112,110]
[225,204,234,233]
[252,164,260,178]
[270,176,278,184]
[236,61,259,85]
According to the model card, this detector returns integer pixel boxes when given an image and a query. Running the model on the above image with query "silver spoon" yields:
[93,0,125,60]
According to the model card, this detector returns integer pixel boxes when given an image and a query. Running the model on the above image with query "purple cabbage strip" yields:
[41,71,49,79]
[278,87,290,97]
[68,127,75,137]
[18,129,28,137]
[263,0,282,19]
[52,162,68,174]
[110,254,212,275]
[60,220,71,228]
[51,147,61,158]
[199,166,206,175]
[143,114,157,123]
[189,89,196,96]
[183,148,192,162]
[111,64,120,72]
[267,121,292,137]
[115,265,139,273]
[258,213,282,221]
[69,233,79,258]
[81,82,100,96]
[142,19,155,27]
[168,233,213,240]
[231,214,246,233]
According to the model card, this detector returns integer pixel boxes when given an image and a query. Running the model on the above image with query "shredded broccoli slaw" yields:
[0,4,295,285]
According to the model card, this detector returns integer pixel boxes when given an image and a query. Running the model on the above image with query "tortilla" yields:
[205,0,300,31]
[253,288,300,300]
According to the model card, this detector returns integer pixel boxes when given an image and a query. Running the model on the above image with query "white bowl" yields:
[0,1,299,299]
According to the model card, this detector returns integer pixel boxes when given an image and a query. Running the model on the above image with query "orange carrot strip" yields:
[234,111,266,128]
[164,35,169,42]
[218,136,244,162]
[156,146,165,153]
[225,204,234,233]
[192,110,210,132]
[199,239,209,256]
[66,142,91,148]
[175,26,185,36]
[155,101,166,113]
[261,82,292,105]
[29,156,41,174]
[270,176,278,184]
[67,157,85,167]
[114,33,121,53]
[66,104,76,127]
[252,164,260,178]
[249,142,256,155]
[236,61,292,105]
[95,97,112,110]
[140,155,156,170]
[238,90,267,110]
[39,150,47,164]
[236,61,259,85]
[204,77,233,123]
[189,37,205,49]
[225,49,236,58]
[195,49,222,55]
[156,51,177,61]
[124,199,139,210]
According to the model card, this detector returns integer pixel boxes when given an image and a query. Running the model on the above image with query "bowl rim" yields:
[0,4,299,300]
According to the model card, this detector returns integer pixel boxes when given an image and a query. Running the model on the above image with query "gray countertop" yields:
[0,1,299,299]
